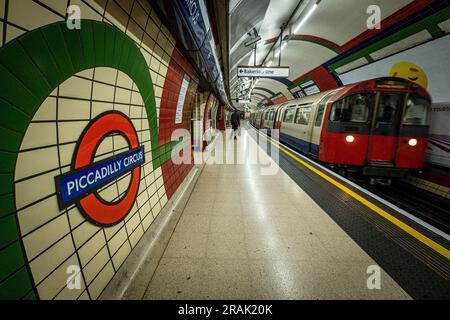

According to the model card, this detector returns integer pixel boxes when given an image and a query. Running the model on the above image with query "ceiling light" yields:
[294,3,318,34]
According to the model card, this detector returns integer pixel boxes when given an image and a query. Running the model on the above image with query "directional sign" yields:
[237,66,290,78]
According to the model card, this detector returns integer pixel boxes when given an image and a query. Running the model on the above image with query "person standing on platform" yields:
[230,110,241,140]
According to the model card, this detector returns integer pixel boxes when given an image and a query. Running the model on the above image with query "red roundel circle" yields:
[73,112,141,226]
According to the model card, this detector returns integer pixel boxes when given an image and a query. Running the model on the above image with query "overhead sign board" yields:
[237,66,290,78]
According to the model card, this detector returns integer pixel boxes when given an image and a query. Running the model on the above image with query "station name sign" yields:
[56,146,145,208]
[237,66,290,78]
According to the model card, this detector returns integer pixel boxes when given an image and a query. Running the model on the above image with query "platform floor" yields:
[142,126,410,299]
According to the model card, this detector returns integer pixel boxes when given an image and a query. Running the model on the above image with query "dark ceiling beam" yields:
[205,0,230,101]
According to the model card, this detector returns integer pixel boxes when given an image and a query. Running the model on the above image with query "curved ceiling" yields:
[228,0,417,110]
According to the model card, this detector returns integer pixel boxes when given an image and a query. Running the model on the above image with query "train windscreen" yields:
[330,93,372,123]
[403,95,430,126]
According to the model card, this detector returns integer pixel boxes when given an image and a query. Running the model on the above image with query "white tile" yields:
[15,146,59,181]
[97,183,119,203]
[22,214,71,260]
[59,142,76,167]
[36,254,81,300]
[15,169,60,210]
[5,24,26,44]
[0,0,4,19]
[112,240,131,270]
[116,71,133,89]
[94,67,118,85]
[91,101,113,117]
[60,76,92,100]
[38,0,67,15]
[70,0,103,21]
[72,221,102,248]
[29,235,75,284]
[83,246,110,285]
[58,121,88,144]
[129,225,144,248]
[115,86,132,104]
[125,210,141,235]
[20,123,57,150]
[92,81,115,102]
[141,209,154,230]
[17,195,61,235]
[33,97,57,121]
[107,225,129,255]
[113,103,130,116]
[68,206,86,229]
[8,0,63,31]
[78,231,107,267]
[88,262,114,299]
[76,69,95,79]
[58,98,91,120]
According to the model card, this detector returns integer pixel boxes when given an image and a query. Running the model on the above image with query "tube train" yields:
[250,77,431,185]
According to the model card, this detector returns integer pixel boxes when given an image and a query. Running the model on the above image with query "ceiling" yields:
[227,0,414,111]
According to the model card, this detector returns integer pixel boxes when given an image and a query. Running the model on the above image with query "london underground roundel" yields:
[55,111,145,226]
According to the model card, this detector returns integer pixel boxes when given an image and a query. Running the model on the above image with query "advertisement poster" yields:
[176,74,191,124]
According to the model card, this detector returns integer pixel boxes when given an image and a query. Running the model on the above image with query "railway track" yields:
[366,180,450,235]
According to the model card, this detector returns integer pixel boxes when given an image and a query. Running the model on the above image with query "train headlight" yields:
[346,135,355,143]
[408,139,418,147]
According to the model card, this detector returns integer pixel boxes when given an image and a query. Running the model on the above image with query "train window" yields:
[315,103,325,127]
[283,108,296,123]
[316,92,335,126]
[330,94,371,123]
[295,107,311,125]
[403,96,429,126]
[376,93,404,125]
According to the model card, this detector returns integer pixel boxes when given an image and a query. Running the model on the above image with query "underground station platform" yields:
[0,0,449,312]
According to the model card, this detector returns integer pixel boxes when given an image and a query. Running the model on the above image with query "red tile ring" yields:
[73,112,141,226]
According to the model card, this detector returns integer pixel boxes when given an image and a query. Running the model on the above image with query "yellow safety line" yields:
[252,127,450,260]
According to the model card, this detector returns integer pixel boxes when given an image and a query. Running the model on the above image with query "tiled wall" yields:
[0,0,206,299]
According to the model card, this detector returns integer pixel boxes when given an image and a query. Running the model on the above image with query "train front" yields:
[320,78,431,184]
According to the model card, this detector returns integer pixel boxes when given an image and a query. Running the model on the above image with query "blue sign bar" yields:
[57,147,145,207]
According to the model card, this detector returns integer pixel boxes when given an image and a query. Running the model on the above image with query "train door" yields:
[311,91,338,157]
[274,107,284,130]
[367,93,405,164]
[280,106,297,144]
[266,110,275,135]
[292,105,313,153]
